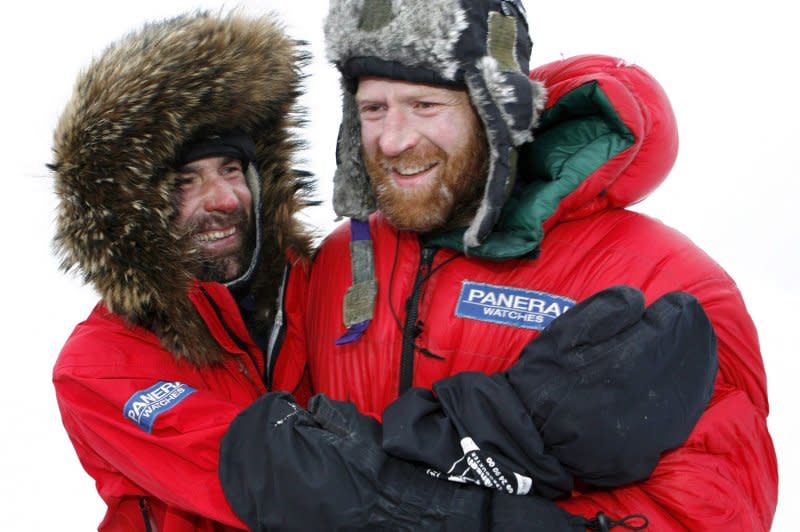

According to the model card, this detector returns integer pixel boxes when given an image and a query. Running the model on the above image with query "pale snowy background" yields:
[1,1,796,530]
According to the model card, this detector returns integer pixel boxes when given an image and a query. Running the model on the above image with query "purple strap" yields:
[335,320,371,345]
[335,219,373,346]
[350,218,370,241]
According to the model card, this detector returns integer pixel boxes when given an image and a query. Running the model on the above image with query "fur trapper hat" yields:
[51,12,314,365]
[325,0,546,248]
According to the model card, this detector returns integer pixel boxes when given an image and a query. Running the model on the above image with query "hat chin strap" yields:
[225,163,263,291]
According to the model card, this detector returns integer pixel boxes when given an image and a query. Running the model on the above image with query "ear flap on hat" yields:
[333,84,376,221]
[463,62,546,249]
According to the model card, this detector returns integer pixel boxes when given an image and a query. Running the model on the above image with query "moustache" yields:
[374,144,444,170]
[188,208,249,235]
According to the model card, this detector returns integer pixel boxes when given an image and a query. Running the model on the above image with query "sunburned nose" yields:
[378,109,419,157]
[203,178,239,213]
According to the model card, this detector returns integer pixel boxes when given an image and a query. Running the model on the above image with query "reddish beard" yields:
[186,207,255,282]
[364,125,488,233]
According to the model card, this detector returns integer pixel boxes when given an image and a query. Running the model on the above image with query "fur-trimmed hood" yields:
[51,12,314,365]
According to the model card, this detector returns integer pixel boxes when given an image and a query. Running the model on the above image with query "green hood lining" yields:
[427,81,635,259]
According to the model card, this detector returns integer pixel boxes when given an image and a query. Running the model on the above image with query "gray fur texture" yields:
[324,0,546,248]
[325,0,468,80]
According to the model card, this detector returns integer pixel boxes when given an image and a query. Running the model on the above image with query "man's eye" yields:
[415,101,438,109]
[222,165,243,176]
[359,104,384,116]
[176,176,195,188]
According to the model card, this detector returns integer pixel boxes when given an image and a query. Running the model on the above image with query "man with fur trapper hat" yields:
[50,12,316,530]
[224,0,776,530]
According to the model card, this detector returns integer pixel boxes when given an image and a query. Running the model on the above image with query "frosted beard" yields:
[186,206,255,282]
[364,126,488,234]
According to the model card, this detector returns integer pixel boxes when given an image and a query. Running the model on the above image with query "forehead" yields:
[355,77,468,101]
[179,155,239,172]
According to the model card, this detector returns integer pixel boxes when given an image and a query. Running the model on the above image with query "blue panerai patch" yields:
[123,381,197,433]
[455,281,575,330]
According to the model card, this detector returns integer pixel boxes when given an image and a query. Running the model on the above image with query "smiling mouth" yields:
[392,162,438,176]
[195,227,237,242]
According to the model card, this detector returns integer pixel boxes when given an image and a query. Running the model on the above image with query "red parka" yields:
[53,283,258,530]
[275,55,778,530]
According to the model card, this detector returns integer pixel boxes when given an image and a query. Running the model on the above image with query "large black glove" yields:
[219,392,588,531]
[383,286,718,496]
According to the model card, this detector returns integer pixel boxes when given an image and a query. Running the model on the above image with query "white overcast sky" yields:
[1,1,796,530]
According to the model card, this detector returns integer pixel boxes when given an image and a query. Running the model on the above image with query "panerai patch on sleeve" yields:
[455,281,575,330]
[124,381,197,433]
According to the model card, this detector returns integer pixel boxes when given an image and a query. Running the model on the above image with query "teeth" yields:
[394,163,436,176]
[196,227,236,242]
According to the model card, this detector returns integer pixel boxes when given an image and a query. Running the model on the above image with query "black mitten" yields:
[383,379,574,499]
[219,392,585,531]
[508,286,717,486]
[383,286,717,495]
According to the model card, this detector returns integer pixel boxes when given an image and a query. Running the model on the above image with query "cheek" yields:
[176,192,200,228]
[236,184,253,217]
[359,123,381,157]
[427,111,474,153]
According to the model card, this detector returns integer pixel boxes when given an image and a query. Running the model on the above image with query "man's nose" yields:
[203,177,239,213]
[378,109,419,157]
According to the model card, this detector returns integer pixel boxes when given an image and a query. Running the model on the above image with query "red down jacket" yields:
[274,55,778,530]
[53,282,264,531]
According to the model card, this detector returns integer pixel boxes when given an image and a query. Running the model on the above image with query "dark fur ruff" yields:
[51,12,314,365]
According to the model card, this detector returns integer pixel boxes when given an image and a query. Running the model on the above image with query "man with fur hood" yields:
[50,12,316,530]
[222,0,777,530]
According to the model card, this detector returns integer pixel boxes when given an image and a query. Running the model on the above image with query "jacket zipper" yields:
[265,264,291,391]
[236,358,261,393]
[139,497,156,532]
[398,246,435,394]
[198,285,266,393]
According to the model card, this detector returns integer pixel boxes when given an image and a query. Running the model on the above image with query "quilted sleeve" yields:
[559,225,776,529]
[532,54,777,530]
[53,354,248,528]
